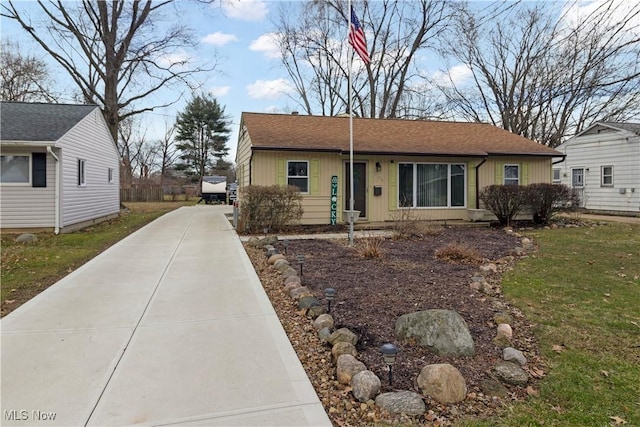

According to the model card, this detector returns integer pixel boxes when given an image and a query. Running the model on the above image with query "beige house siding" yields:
[235,125,252,191]
[245,152,552,224]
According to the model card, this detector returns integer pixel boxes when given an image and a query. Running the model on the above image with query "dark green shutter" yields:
[32,153,46,187]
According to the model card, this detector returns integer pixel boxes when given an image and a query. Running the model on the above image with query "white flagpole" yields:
[348,0,355,246]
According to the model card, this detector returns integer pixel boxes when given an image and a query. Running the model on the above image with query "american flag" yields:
[348,5,370,64]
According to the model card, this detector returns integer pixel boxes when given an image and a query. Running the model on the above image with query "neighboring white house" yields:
[554,122,640,215]
[1,102,121,233]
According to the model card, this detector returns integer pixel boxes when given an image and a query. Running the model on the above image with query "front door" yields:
[571,168,585,207]
[344,161,367,218]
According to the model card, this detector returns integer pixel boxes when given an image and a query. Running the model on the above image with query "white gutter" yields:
[47,146,60,234]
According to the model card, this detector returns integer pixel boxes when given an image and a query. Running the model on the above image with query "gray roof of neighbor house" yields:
[599,122,640,135]
[241,112,562,157]
[1,102,99,142]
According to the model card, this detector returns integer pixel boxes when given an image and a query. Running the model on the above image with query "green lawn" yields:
[1,201,193,316]
[462,221,640,426]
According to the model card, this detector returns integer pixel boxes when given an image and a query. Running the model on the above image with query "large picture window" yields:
[1,155,30,184]
[398,163,466,208]
[287,160,308,193]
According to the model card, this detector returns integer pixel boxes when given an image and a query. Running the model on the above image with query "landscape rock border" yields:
[255,225,546,421]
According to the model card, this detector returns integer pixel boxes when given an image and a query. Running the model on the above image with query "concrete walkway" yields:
[1,206,331,427]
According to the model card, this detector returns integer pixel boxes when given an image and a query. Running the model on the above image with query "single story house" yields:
[554,122,639,216]
[1,102,121,233]
[235,112,563,225]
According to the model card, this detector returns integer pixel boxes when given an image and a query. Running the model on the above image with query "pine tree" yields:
[174,95,231,191]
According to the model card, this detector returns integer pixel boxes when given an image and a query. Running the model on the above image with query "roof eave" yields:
[1,140,57,147]
[251,146,560,157]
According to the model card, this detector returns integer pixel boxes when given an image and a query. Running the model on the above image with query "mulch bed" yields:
[244,226,546,425]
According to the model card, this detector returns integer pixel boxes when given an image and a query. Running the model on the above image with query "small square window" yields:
[78,159,86,186]
[287,160,308,193]
[553,168,561,183]
[504,164,520,185]
[601,166,613,187]
[108,168,114,183]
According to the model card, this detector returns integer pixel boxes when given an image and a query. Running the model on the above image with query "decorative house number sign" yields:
[330,175,338,225]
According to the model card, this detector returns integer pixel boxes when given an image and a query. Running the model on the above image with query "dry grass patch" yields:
[435,242,482,264]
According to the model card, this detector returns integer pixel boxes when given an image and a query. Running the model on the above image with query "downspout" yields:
[47,146,60,234]
[475,157,488,209]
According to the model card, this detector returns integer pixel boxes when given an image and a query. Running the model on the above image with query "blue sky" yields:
[2,0,630,162]
[1,0,302,161]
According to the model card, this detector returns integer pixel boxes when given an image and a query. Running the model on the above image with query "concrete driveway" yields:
[1,206,331,426]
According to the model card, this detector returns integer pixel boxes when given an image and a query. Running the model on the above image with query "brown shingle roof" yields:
[241,112,562,157]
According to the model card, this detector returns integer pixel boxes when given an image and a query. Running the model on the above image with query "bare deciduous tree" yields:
[1,1,212,142]
[0,40,57,102]
[437,0,640,147]
[155,121,179,185]
[273,0,452,118]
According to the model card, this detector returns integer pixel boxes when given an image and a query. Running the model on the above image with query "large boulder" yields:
[336,354,366,384]
[352,371,381,403]
[375,391,425,416]
[416,363,467,404]
[395,309,475,357]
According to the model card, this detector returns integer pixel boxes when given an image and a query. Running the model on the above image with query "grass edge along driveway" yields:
[1,201,193,317]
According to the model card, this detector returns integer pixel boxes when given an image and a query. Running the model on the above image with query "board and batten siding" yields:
[58,108,120,228]
[0,148,56,228]
[556,131,640,213]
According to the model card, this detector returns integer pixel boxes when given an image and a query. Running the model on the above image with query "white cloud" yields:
[209,86,231,97]
[249,33,281,59]
[221,0,268,22]
[431,64,473,87]
[201,32,238,47]
[246,79,293,99]
[560,0,640,36]
[157,51,192,68]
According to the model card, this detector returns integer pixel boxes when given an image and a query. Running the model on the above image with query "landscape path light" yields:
[283,239,289,254]
[379,343,399,386]
[296,254,305,276]
[324,288,336,313]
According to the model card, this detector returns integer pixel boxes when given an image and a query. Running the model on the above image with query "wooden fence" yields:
[120,187,164,202]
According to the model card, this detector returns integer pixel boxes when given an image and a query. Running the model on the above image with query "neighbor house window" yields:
[108,168,114,183]
[398,163,466,208]
[287,160,308,193]
[0,154,30,184]
[78,159,86,186]
[504,164,520,185]
[601,166,613,187]
[553,168,561,183]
